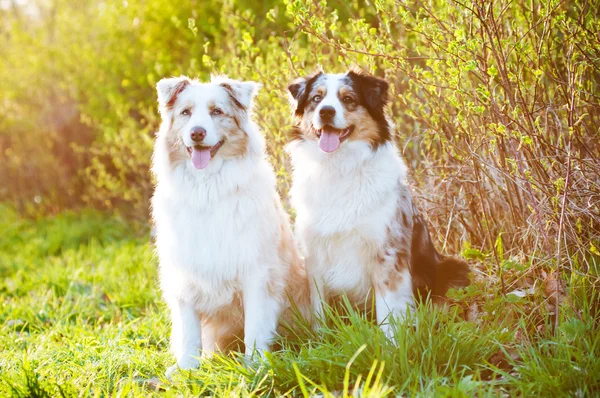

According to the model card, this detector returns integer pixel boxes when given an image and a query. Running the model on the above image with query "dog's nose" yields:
[319,106,336,120]
[190,127,206,143]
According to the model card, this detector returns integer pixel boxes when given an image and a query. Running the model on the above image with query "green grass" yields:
[1,206,599,397]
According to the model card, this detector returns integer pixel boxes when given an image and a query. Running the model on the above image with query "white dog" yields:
[151,75,308,376]
[286,69,470,339]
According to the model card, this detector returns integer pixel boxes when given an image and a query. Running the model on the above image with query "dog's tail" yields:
[411,209,470,302]
[432,257,471,297]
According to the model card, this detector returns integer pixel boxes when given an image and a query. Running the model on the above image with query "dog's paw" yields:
[380,323,398,345]
[165,364,179,380]
[165,357,200,380]
[242,348,269,368]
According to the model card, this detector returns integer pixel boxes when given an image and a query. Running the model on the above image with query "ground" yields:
[1,206,598,397]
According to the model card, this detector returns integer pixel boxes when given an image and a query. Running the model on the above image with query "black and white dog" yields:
[286,69,469,338]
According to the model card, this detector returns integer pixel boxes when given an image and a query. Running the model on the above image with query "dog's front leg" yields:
[309,275,326,329]
[375,267,414,343]
[242,268,281,357]
[166,299,202,377]
[305,255,326,331]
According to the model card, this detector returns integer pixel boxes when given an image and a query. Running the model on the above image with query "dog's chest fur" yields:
[153,153,279,312]
[290,142,409,298]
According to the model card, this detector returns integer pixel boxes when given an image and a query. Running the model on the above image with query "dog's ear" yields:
[347,70,389,111]
[287,79,306,102]
[212,76,261,110]
[288,70,323,115]
[156,76,191,110]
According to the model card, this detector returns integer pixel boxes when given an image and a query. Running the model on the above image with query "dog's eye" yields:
[312,95,322,103]
[181,109,191,116]
[342,96,354,103]
[211,108,223,116]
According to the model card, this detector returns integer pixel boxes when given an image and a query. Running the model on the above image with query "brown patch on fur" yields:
[373,238,411,293]
[217,111,249,159]
[394,251,410,273]
[214,87,254,159]
[343,105,382,147]
[372,182,414,292]
[382,267,406,291]
[289,125,304,141]
[195,96,250,160]
[401,212,409,227]
[220,83,246,110]
[200,297,244,354]
[298,118,320,142]
[271,197,311,324]
[336,83,383,147]
[338,86,360,110]
[166,116,188,167]
[327,291,377,321]
[165,79,190,110]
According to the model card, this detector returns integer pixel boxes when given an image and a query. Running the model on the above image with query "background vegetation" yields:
[1,0,599,395]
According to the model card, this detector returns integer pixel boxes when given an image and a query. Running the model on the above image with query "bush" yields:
[1,0,598,268]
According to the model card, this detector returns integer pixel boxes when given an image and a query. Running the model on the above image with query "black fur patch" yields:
[345,71,392,147]
[288,72,323,117]
[346,71,389,109]
[410,209,470,301]
[410,212,438,300]
[289,125,304,141]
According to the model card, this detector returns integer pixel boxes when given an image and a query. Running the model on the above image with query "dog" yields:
[151,75,308,377]
[286,69,470,339]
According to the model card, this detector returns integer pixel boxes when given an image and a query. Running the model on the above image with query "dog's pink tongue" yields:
[191,147,211,169]
[318,130,340,153]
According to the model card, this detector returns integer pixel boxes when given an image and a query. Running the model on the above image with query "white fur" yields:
[152,77,289,375]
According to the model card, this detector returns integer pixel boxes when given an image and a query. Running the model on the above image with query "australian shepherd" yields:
[151,75,308,376]
[286,69,470,339]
